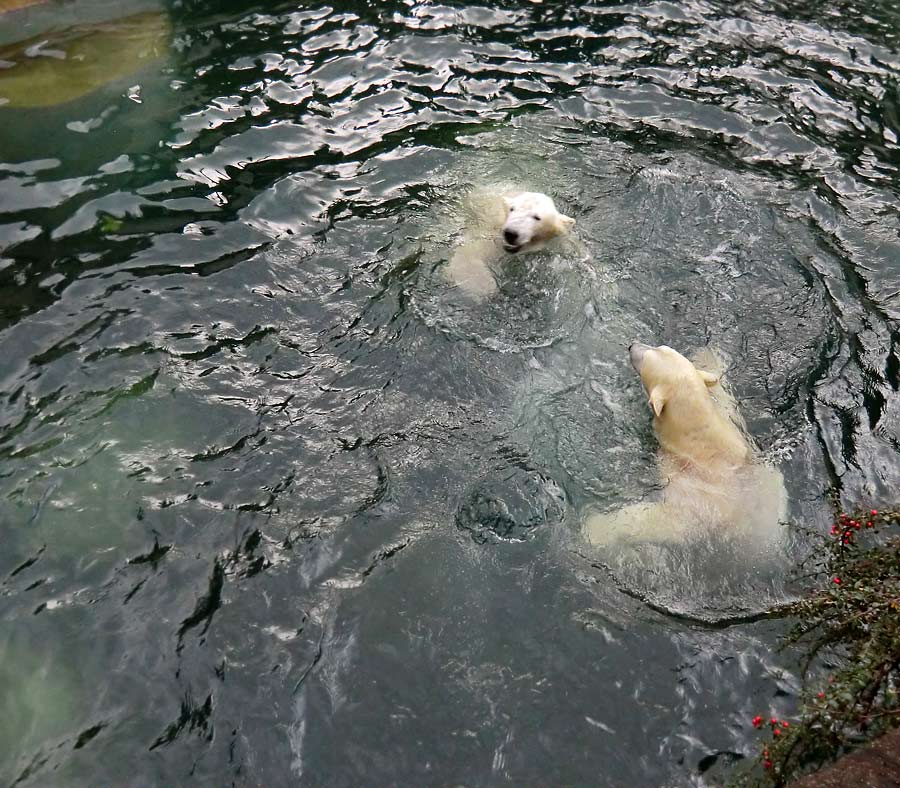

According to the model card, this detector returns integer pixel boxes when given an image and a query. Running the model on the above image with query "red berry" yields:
[782,720,789,727]
[773,728,781,736]
[818,692,825,698]
[752,715,763,728]
[871,509,878,516]
[764,760,772,769]
[833,577,841,584]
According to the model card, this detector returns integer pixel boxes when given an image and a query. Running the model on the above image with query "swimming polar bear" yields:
[583,343,787,548]
[444,190,575,298]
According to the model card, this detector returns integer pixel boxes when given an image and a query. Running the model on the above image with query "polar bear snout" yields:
[629,342,651,371]
[501,215,532,253]
[503,228,522,252]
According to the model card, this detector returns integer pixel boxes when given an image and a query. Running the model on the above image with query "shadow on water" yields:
[0,0,899,784]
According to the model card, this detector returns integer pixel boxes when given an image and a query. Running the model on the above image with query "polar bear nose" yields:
[503,229,519,245]
[629,342,651,370]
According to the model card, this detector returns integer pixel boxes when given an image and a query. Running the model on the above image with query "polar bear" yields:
[444,190,575,298]
[583,343,787,547]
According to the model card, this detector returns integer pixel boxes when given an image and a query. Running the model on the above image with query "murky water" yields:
[1,0,898,784]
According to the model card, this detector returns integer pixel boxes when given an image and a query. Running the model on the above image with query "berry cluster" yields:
[751,716,791,769]
[828,509,879,546]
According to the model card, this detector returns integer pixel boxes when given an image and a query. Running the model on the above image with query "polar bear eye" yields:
[532,214,541,221]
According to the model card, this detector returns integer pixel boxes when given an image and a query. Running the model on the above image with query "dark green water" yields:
[1,0,898,784]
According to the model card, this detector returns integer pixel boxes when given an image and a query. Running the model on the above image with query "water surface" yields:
[1,0,899,784]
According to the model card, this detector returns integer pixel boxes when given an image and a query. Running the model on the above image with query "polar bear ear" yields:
[555,214,575,232]
[698,370,718,388]
[648,386,668,418]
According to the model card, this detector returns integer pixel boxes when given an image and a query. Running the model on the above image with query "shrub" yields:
[737,508,900,786]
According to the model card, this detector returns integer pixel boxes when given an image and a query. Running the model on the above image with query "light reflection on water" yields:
[0,0,898,784]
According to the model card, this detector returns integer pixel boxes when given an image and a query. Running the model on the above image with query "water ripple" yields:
[0,0,898,784]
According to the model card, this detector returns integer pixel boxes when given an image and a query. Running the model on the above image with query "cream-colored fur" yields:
[584,344,787,547]
[444,190,575,299]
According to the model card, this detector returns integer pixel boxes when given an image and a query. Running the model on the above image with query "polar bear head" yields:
[501,192,575,254]
[629,342,750,467]
[629,343,718,417]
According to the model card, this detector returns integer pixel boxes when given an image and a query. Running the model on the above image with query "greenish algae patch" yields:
[0,11,170,108]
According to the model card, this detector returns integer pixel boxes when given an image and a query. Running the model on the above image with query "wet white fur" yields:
[444,190,575,299]
[583,345,787,547]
